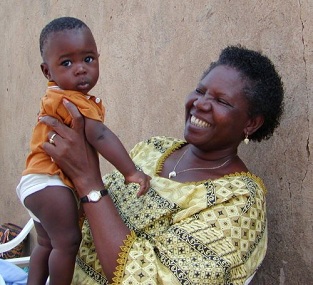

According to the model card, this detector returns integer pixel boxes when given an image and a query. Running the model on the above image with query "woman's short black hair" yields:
[39,17,89,57]
[202,45,284,142]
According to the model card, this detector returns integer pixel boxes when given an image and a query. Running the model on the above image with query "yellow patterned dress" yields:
[72,136,267,285]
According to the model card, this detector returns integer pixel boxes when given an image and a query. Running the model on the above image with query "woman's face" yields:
[184,65,251,151]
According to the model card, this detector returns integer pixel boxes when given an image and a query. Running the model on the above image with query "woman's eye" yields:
[61,60,72,67]
[195,88,205,95]
[218,98,232,107]
[85,56,94,63]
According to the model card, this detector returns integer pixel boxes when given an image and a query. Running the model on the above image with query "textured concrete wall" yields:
[0,1,312,284]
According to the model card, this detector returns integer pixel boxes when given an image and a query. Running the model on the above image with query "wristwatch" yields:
[80,189,108,203]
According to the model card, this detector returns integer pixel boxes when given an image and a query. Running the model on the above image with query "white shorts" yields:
[16,174,71,222]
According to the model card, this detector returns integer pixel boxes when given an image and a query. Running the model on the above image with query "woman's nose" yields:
[193,96,212,111]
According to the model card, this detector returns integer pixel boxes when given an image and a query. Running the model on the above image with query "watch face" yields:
[89,191,101,202]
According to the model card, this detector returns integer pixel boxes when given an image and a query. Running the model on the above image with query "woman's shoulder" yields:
[145,136,185,147]
[130,136,185,156]
[214,171,267,195]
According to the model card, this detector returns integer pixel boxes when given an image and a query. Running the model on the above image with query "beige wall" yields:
[1,1,312,283]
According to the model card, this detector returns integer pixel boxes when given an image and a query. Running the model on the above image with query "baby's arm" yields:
[85,118,150,196]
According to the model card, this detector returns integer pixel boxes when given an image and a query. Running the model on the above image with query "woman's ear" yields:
[40,63,51,80]
[245,115,264,136]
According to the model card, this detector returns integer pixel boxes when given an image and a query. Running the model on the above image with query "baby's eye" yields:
[61,60,72,67]
[85,56,94,63]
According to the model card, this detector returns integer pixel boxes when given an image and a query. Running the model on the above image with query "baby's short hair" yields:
[39,17,89,57]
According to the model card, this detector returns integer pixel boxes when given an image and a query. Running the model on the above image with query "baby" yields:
[16,17,150,284]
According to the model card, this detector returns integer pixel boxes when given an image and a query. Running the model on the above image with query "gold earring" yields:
[244,133,249,145]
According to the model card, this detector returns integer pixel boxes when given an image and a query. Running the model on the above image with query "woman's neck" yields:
[187,144,238,165]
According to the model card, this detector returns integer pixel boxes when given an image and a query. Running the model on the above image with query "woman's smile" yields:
[190,115,211,128]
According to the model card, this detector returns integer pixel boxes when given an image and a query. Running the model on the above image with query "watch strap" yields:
[80,195,89,203]
[80,189,108,203]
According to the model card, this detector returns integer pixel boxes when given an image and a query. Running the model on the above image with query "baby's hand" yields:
[125,170,151,197]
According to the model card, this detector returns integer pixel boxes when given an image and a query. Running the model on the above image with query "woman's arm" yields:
[40,99,131,282]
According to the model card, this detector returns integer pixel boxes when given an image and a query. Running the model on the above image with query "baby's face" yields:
[41,27,99,94]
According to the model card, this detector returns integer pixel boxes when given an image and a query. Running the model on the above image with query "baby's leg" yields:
[26,221,51,284]
[25,186,82,285]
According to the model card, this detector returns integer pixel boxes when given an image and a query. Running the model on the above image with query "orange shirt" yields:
[22,82,105,189]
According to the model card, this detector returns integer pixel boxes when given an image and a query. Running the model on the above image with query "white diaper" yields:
[16,174,70,222]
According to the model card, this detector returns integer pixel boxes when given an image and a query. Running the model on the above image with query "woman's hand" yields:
[41,99,130,282]
[40,99,103,195]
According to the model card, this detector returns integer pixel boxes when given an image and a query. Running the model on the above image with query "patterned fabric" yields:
[72,136,267,285]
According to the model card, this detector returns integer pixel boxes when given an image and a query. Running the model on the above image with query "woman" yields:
[41,45,284,284]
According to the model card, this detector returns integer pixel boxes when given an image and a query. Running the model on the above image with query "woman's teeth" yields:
[191,115,210,128]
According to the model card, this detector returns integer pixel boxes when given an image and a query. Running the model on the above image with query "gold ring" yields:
[49,133,57,145]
